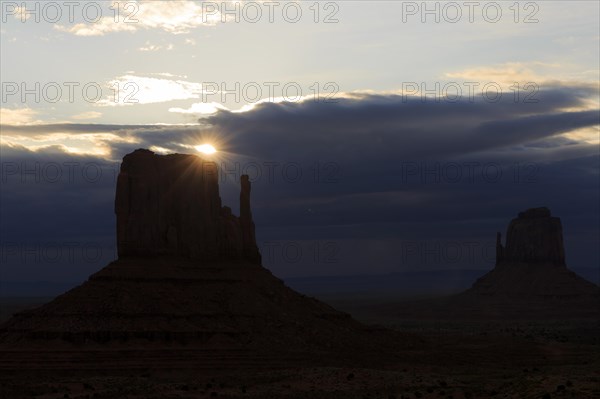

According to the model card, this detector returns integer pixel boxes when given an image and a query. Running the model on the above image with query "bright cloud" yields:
[444,62,600,88]
[55,0,221,36]
[99,75,204,106]
[563,126,600,145]
[0,108,41,125]
[0,128,140,158]
[139,42,174,52]
[168,94,320,115]
[8,5,33,21]
[445,62,547,85]
[71,111,103,120]
[169,102,229,115]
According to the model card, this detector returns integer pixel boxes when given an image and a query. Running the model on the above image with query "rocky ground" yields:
[1,314,598,399]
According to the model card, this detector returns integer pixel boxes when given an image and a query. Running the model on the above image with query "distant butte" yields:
[495,207,565,267]
[389,207,600,320]
[467,207,598,301]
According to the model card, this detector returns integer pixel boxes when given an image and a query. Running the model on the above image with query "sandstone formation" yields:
[0,149,400,370]
[462,207,599,310]
[495,207,565,266]
[385,207,599,320]
[115,149,260,263]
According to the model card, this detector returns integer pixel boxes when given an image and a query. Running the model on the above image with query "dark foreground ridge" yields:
[0,149,403,372]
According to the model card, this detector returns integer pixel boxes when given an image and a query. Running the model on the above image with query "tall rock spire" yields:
[239,175,261,263]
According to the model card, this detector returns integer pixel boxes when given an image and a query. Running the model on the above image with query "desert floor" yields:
[1,297,598,399]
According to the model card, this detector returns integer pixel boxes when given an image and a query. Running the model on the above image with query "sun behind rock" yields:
[195,144,217,154]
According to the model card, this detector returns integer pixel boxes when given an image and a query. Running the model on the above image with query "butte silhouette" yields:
[390,207,600,320]
[467,207,599,299]
[0,149,400,371]
[455,207,600,317]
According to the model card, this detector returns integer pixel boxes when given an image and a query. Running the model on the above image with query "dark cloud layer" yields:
[1,87,598,284]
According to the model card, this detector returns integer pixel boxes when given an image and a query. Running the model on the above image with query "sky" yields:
[0,1,599,289]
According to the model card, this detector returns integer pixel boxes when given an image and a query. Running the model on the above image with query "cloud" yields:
[8,4,33,21]
[98,75,204,106]
[445,62,556,85]
[138,42,174,52]
[445,62,600,102]
[0,108,41,125]
[3,84,598,162]
[54,0,221,36]
[204,86,599,161]
[169,102,229,115]
[0,123,203,159]
[1,84,599,279]
[563,126,600,145]
[71,111,102,120]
